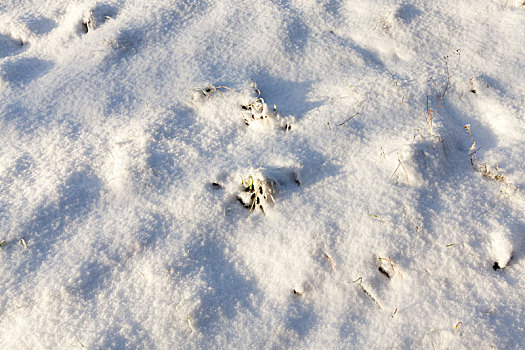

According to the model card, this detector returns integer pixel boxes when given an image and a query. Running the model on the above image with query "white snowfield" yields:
[1,0,524,348]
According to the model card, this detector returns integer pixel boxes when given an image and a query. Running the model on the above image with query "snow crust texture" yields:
[1,0,524,348]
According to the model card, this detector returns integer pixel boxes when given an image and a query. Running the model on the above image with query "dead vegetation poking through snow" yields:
[464,124,518,196]
[237,173,276,216]
[191,81,294,131]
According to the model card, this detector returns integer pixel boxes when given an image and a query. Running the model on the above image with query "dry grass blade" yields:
[390,159,409,182]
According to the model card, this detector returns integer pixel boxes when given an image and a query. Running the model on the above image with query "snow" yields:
[1,0,524,348]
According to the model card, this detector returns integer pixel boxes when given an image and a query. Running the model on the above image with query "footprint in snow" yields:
[80,2,119,34]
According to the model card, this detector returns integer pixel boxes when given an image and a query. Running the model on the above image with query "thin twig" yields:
[353,278,382,309]
[104,144,115,161]
[132,265,146,280]
[338,112,359,126]
[76,336,85,348]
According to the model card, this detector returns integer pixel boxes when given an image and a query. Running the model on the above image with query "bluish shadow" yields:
[326,31,385,71]
[102,27,144,66]
[145,105,200,188]
[284,14,310,56]
[98,323,154,349]
[250,74,324,120]
[0,103,41,135]
[25,16,58,35]
[395,3,423,24]
[0,34,26,59]
[1,57,54,86]
[285,299,317,337]
[178,234,260,337]
[70,260,112,301]
[322,0,343,19]
[7,170,103,294]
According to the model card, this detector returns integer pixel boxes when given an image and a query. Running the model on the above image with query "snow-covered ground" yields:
[1,0,524,348]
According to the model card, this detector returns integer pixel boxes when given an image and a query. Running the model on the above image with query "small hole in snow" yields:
[81,22,89,34]
[378,266,391,278]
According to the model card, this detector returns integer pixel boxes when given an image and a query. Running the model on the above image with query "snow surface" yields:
[1,0,524,348]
